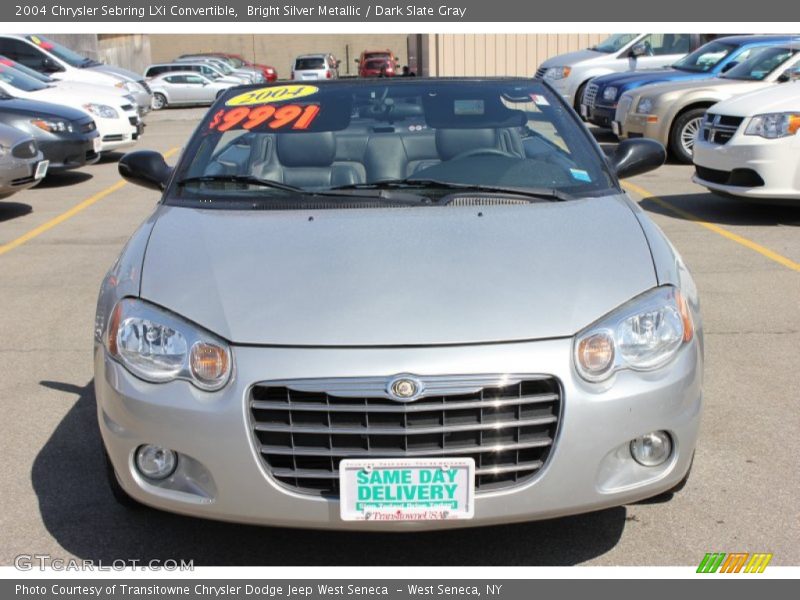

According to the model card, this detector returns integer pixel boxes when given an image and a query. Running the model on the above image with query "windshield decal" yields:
[225,84,319,107]
[208,104,321,132]
[28,35,54,50]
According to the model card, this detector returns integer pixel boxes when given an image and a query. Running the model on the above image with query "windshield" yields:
[591,34,638,53]
[0,63,48,92]
[0,56,52,83]
[25,35,97,68]
[673,41,737,72]
[363,52,391,61]
[172,80,616,208]
[721,46,798,80]
[296,57,325,70]
[227,57,246,68]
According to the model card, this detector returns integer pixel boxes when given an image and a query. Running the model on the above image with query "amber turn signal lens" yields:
[676,290,694,343]
[190,342,229,384]
[577,332,615,375]
[107,302,123,356]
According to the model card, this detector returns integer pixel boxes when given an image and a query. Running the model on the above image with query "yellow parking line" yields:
[622,180,800,273]
[0,147,179,257]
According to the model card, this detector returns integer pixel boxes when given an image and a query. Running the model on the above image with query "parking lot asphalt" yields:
[0,111,798,567]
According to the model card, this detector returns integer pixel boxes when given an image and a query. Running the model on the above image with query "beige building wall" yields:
[149,34,412,78]
[423,34,611,77]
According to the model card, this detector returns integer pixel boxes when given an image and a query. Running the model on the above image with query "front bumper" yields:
[693,133,800,201]
[97,335,702,530]
[37,133,100,171]
[95,115,140,153]
[0,152,45,198]
[586,104,616,129]
[616,112,668,146]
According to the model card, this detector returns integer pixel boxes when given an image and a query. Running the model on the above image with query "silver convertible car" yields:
[97,78,703,529]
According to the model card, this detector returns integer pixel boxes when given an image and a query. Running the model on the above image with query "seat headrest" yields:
[277,132,336,168]
[435,128,498,161]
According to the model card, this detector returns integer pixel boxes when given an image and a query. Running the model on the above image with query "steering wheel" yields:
[450,148,517,160]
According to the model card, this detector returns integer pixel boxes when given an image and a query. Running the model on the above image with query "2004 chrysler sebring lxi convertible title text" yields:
[96,78,703,529]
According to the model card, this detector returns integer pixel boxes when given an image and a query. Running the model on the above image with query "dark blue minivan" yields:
[581,35,800,129]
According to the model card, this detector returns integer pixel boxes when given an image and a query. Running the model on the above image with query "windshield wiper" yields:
[331,179,574,202]
[176,175,306,193]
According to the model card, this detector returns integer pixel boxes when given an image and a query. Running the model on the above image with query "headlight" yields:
[30,118,73,133]
[115,80,139,93]
[544,66,571,80]
[106,298,232,391]
[574,286,694,383]
[636,97,654,115]
[83,103,119,119]
[744,112,800,139]
[602,86,618,102]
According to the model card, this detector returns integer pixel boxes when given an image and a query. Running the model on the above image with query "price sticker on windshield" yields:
[208,104,321,132]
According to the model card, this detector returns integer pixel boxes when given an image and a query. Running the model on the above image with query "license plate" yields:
[580,104,588,118]
[339,458,475,521]
[612,121,621,136]
[93,136,102,153]
[34,160,49,180]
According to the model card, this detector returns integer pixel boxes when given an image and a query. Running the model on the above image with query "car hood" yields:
[91,64,143,82]
[140,196,657,346]
[630,77,759,99]
[24,87,129,111]
[709,81,800,116]
[540,49,608,68]
[0,96,90,121]
[594,69,708,91]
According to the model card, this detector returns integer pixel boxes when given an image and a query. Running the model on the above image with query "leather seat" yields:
[260,132,364,188]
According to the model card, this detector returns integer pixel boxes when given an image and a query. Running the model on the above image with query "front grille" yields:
[250,374,562,497]
[701,113,744,145]
[138,79,151,93]
[102,134,124,142]
[121,104,134,112]
[534,66,547,79]
[10,175,35,186]
[128,116,138,127]
[582,83,599,108]
[12,140,37,159]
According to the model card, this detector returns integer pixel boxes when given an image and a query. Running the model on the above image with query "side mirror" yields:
[611,138,666,179]
[119,150,173,191]
[720,61,738,73]
[42,56,63,73]
[628,43,648,58]
[777,68,800,83]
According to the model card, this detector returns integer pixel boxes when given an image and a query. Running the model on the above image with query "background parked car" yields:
[0,91,100,172]
[177,55,264,83]
[0,34,152,113]
[180,52,277,82]
[536,33,718,109]
[356,50,399,77]
[582,35,800,129]
[292,53,340,81]
[144,62,247,85]
[693,78,800,203]
[0,122,46,198]
[148,72,237,109]
[614,45,800,162]
[0,63,141,154]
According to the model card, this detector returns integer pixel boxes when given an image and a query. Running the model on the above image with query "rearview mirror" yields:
[611,138,666,180]
[119,151,173,191]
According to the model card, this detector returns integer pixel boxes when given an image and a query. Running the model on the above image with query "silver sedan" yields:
[147,72,237,110]
[99,78,702,529]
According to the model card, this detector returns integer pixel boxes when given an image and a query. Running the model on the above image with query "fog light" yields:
[135,445,177,480]
[630,431,672,467]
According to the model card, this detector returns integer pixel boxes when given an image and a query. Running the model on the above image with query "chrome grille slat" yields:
[583,83,599,108]
[250,374,562,497]
[252,393,558,413]
[701,113,744,146]
[253,416,556,436]
[259,438,553,457]
[271,461,545,480]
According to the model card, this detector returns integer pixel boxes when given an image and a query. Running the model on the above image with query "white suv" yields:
[292,53,340,81]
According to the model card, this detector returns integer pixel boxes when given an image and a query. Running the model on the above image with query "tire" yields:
[152,93,167,111]
[104,451,142,509]
[669,108,707,164]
